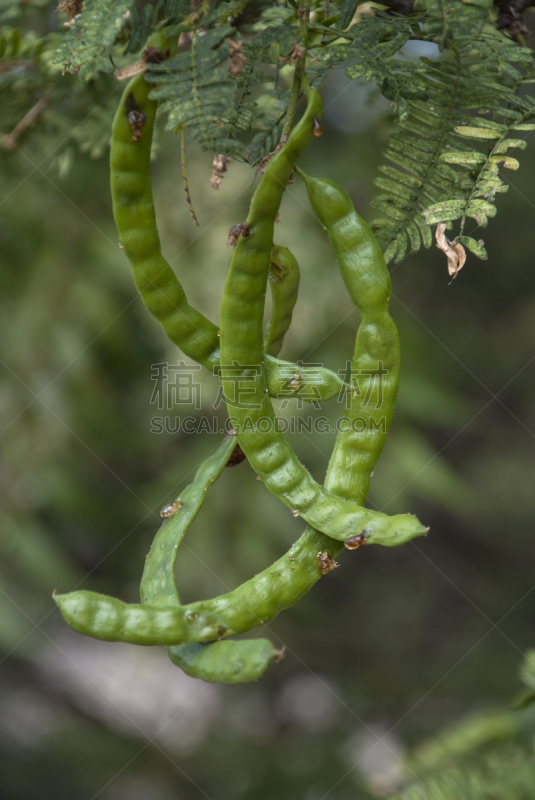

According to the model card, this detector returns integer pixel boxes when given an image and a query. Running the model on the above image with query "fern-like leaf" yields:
[122,3,158,56]
[319,14,427,121]
[145,24,240,153]
[54,0,134,79]
[392,744,535,800]
[424,102,535,235]
[366,0,535,263]
[242,89,290,164]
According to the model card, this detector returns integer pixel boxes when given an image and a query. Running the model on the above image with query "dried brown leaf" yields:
[435,223,467,278]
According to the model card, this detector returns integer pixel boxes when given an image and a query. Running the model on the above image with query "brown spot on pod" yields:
[258,143,283,174]
[126,99,147,142]
[142,45,170,64]
[344,532,368,550]
[288,373,301,392]
[227,223,251,247]
[160,500,183,519]
[226,442,247,467]
[313,118,323,137]
[317,551,340,574]
[269,253,285,277]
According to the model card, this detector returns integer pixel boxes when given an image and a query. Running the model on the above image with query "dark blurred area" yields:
[2,36,535,800]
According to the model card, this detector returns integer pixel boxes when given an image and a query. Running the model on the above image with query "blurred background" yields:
[3,8,535,798]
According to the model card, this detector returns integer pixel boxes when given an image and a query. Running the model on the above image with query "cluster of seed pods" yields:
[53,66,427,684]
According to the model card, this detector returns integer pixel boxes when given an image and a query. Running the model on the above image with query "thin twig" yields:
[180,127,200,226]
[3,95,49,150]
[279,1,310,146]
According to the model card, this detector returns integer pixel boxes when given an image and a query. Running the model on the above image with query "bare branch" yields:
[3,96,49,150]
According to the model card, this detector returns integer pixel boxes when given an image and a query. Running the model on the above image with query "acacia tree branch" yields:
[3,95,49,150]
[279,1,310,145]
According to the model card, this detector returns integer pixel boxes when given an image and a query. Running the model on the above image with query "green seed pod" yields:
[140,435,280,683]
[110,74,346,404]
[294,167,391,314]
[219,87,426,546]
[296,166,399,507]
[55,170,430,644]
[265,245,300,357]
[53,525,339,646]
[53,77,428,662]
[140,436,238,608]
[167,639,281,685]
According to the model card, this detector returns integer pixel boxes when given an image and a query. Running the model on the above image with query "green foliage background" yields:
[2,1,535,798]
